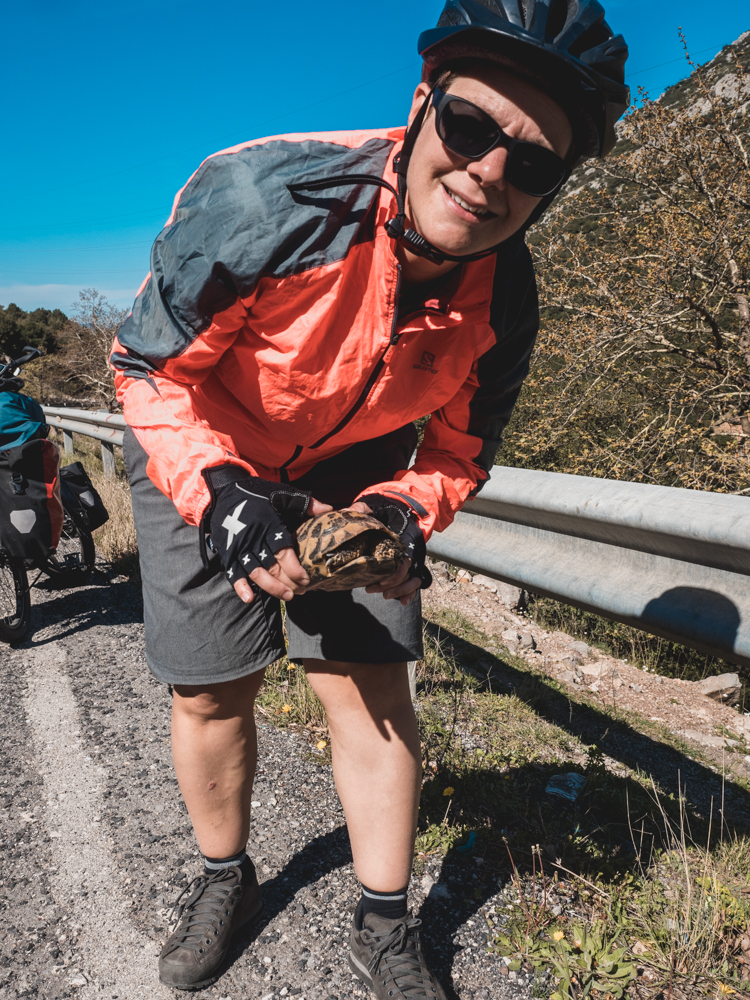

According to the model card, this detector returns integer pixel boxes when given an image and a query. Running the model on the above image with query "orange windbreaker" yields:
[111,127,539,538]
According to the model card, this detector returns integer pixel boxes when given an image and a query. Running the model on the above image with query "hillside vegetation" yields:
[0,290,125,408]
[500,33,750,496]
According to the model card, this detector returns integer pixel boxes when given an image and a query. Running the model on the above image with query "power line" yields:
[626,41,731,79]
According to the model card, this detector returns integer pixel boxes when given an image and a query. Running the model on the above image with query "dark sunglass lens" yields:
[507,143,565,196]
[438,99,499,158]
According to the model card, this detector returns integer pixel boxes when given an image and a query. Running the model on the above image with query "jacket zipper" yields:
[308,265,403,451]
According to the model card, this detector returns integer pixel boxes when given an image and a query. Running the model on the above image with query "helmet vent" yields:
[545,0,570,42]
[518,0,529,24]
[568,20,611,58]
[437,8,466,27]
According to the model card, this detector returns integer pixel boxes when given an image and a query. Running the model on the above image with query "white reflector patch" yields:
[79,491,95,506]
[10,509,37,534]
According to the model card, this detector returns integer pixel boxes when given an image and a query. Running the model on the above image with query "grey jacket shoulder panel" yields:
[117,136,397,367]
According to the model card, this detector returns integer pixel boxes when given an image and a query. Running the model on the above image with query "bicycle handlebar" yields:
[0,346,43,388]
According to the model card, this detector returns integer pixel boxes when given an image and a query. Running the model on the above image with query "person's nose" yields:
[466,145,508,190]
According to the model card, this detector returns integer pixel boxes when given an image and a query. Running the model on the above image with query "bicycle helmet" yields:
[420,0,630,162]
[291,0,629,266]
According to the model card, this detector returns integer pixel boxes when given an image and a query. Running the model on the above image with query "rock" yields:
[429,883,450,900]
[579,663,623,687]
[495,581,525,610]
[473,574,498,593]
[456,569,473,584]
[558,670,583,686]
[679,729,739,749]
[694,673,742,704]
[518,632,536,650]
[629,683,644,693]
[427,559,451,580]
[555,653,582,667]
[568,641,591,657]
[501,629,519,642]
[421,874,435,894]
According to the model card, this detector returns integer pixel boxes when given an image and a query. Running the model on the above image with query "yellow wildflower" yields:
[316,740,327,750]
[553,931,565,942]
[282,704,292,713]
[443,787,455,797]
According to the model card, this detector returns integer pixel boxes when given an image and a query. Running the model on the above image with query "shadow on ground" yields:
[19,573,143,646]
[425,620,750,832]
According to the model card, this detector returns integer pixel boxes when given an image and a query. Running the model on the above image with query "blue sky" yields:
[1,0,747,315]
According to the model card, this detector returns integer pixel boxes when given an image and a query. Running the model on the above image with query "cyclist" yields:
[111,1,629,993]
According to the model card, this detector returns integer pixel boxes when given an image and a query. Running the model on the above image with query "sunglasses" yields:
[431,87,568,198]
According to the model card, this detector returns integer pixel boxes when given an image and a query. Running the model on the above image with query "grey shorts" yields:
[124,427,423,686]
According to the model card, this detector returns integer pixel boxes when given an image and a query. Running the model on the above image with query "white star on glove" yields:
[227,567,234,579]
[408,542,415,549]
[242,554,251,565]
[274,532,284,541]
[222,500,248,549]
[259,549,268,561]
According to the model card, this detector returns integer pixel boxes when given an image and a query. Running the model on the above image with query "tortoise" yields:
[296,510,407,592]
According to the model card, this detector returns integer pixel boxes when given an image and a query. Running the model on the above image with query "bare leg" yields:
[171,670,266,858]
[304,660,421,891]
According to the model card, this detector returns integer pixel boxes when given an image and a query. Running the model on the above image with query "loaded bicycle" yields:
[0,346,108,642]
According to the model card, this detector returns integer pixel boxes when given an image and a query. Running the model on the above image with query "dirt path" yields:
[0,572,523,1000]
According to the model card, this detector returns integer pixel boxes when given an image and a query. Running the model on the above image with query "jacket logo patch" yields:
[412,351,438,375]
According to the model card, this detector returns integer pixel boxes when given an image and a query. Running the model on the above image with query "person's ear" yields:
[407,82,432,127]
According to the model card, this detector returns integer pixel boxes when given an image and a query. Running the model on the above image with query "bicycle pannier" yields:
[0,438,64,564]
[60,462,109,532]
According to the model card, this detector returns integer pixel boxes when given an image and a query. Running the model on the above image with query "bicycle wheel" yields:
[44,510,96,586]
[0,551,31,643]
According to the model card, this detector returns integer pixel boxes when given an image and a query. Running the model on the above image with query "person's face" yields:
[404,66,573,258]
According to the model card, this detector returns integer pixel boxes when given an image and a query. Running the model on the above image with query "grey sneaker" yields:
[158,863,263,990]
[349,912,448,998]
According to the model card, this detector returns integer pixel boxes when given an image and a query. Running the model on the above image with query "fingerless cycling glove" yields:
[358,493,432,590]
[201,465,312,585]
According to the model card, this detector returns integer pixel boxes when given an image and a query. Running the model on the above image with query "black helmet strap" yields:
[288,90,561,266]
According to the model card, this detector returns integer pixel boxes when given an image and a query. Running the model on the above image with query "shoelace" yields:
[166,868,241,952]
[364,918,438,998]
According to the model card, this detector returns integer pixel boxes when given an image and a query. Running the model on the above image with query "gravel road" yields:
[0,571,529,1000]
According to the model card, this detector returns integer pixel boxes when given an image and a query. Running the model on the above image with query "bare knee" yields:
[305,660,414,724]
[173,670,265,724]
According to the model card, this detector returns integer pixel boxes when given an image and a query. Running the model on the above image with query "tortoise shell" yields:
[296,510,407,592]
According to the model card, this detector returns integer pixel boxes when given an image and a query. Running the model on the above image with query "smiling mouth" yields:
[443,185,494,218]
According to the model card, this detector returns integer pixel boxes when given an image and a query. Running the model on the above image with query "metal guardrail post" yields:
[95,411,116,477]
[101,441,116,477]
[62,429,74,455]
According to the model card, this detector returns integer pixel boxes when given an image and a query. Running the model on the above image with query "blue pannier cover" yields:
[0,392,48,451]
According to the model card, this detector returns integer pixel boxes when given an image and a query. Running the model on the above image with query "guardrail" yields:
[40,406,750,668]
[427,467,750,670]
[42,406,126,476]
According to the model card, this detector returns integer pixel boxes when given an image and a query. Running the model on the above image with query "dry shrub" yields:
[89,468,140,581]
[503,40,750,494]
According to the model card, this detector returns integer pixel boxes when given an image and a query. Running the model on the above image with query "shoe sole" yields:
[348,951,375,993]
[160,894,264,991]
